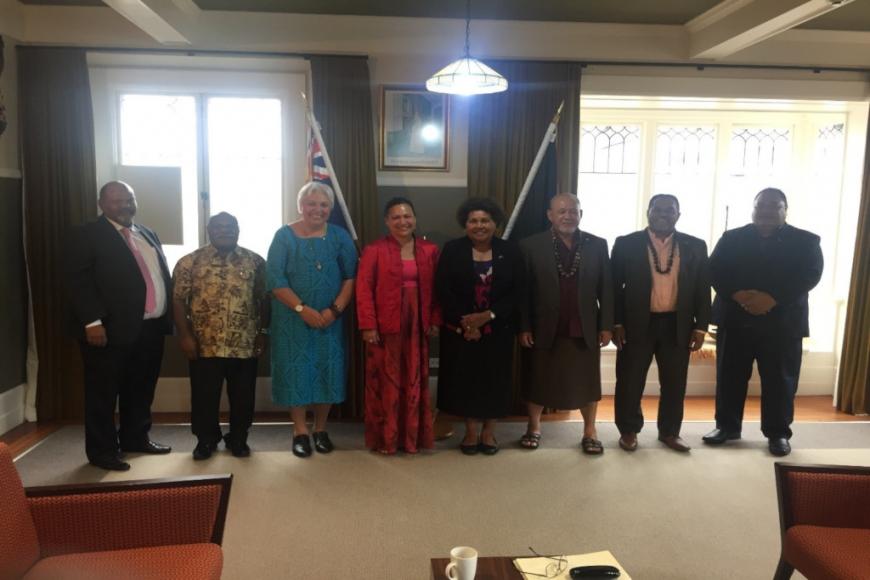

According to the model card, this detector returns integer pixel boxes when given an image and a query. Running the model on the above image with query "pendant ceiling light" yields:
[425,0,508,96]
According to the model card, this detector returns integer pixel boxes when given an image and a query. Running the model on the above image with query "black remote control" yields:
[569,565,621,578]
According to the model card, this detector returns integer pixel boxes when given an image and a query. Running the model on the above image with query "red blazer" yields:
[356,235,442,334]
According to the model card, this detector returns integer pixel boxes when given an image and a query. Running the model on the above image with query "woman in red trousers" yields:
[356,197,441,454]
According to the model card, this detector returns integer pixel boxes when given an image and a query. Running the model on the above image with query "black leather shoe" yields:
[89,455,131,471]
[224,434,251,458]
[312,431,334,454]
[702,428,741,445]
[292,434,312,458]
[192,441,217,461]
[121,440,172,454]
[459,442,479,455]
[478,439,499,456]
[768,437,791,457]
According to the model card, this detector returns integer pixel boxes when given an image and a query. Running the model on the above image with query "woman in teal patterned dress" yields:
[267,182,357,458]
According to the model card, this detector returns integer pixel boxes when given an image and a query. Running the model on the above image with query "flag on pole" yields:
[301,91,358,240]
[507,141,557,241]
[308,132,330,184]
[503,101,563,240]
[307,131,349,232]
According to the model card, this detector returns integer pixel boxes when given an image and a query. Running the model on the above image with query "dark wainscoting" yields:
[0,176,26,393]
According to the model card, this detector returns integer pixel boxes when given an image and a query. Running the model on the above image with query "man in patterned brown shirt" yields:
[173,212,269,459]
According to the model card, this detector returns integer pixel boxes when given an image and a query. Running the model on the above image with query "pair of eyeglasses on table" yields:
[512,547,621,579]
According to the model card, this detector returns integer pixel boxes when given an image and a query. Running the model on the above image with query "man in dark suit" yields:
[612,194,711,452]
[66,181,173,470]
[703,188,823,457]
[519,193,613,454]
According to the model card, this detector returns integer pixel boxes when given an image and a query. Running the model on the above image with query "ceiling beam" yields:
[687,0,855,60]
[101,0,194,45]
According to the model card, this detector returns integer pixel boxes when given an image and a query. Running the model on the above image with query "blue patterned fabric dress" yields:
[267,224,358,406]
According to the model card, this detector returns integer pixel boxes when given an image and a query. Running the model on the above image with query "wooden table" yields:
[430,556,522,579]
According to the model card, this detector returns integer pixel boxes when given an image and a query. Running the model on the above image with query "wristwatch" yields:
[294,303,305,313]
[329,303,343,317]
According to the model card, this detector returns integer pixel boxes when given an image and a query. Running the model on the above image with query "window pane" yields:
[806,123,845,352]
[579,124,641,250]
[207,97,283,258]
[653,125,717,245]
[119,94,198,270]
[722,126,792,230]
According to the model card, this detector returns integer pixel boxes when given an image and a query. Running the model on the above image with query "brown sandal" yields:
[520,432,542,450]
[581,437,604,455]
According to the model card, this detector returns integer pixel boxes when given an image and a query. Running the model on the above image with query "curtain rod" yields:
[485,57,870,75]
[18,45,368,60]
[579,60,870,74]
[18,45,870,74]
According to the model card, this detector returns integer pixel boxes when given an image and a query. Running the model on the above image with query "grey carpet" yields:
[14,421,870,580]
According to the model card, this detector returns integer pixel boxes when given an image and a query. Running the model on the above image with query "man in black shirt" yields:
[703,188,823,456]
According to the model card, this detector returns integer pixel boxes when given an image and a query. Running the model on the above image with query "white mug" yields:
[445,546,478,580]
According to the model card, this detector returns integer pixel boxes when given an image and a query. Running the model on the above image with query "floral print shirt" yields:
[173,245,266,358]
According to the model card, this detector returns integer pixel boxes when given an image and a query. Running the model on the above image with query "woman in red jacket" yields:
[356,197,441,454]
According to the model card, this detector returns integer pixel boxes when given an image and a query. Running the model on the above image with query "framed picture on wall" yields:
[379,86,449,171]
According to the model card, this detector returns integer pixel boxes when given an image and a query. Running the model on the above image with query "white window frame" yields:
[579,96,868,396]
[89,54,309,261]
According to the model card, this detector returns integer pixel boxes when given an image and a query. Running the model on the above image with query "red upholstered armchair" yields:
[773,462,870,580]
[0,443,232,580]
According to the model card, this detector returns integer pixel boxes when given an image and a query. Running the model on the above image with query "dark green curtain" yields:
[836,113,870,414]
[467,60,582,210]
[19,47,97,421]
[310,55,380,419]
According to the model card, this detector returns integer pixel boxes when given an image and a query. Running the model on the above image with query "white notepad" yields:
[512,550,631,580]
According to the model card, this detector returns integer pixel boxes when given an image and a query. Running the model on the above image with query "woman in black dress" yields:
[435,198,524,455]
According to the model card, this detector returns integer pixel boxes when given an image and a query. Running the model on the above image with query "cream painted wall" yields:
[0,34,19,176]
[0,0,24,40]
[369,54,469,188]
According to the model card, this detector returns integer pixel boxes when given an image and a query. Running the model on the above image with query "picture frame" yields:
[379,86,449,171]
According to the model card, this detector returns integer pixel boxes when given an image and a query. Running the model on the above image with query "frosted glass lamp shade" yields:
[426,57,508,96]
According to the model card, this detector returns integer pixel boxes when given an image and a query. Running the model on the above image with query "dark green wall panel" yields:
[0,177,26,392]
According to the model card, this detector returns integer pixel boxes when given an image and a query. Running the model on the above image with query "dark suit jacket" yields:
[65,215,173,344]
[519,230,613,350]
[435,236,524,333]
[612,230,711,346]
[710,223,822,337]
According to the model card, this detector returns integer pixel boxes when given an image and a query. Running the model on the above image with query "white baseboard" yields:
[0,384,26,436]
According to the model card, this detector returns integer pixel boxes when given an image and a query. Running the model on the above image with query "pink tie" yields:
[121,227,157,315]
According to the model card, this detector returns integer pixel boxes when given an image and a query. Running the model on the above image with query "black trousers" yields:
[714,326,803,439]
[80,319,165,462]
[189,357,257,445]
[614,313,690,437]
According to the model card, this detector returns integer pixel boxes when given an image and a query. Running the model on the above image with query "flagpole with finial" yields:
[301,91,359,241]
[503,101,564,240]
